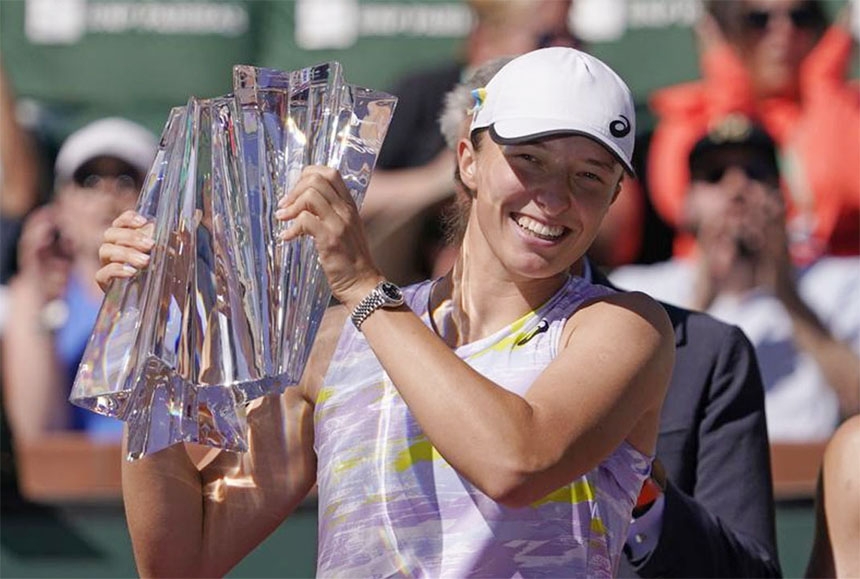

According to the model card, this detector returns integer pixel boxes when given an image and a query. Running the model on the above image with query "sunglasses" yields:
[743,6,818,31]
[75,173,141,195]
[692,162,777,184]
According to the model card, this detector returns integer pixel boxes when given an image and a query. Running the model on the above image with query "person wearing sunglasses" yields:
[612,114,860,444]
[2,117,156,444]
[647,0,859,266]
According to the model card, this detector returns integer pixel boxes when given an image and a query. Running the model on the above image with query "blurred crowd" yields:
[0,0,858,575]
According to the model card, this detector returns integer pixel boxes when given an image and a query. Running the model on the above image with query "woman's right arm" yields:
[122,386,318,577]
[100,211,329,577]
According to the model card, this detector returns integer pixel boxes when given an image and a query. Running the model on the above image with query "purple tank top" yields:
[314,275,651,577]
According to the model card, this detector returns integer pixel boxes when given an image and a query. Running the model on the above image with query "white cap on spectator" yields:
[54,117,157,184]
[470,47,636,175]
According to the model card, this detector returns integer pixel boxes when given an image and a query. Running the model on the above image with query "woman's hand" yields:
[95,210,154,293]
[276,166,382,309]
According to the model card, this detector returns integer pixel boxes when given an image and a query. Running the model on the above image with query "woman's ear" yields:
[458,138,478,191]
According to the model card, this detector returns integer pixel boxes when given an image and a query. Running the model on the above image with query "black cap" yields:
[689,114,779,177]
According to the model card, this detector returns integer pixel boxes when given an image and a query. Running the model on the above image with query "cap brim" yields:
[487,122,635,177]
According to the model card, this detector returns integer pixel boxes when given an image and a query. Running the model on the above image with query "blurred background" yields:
[2,0,711,142]
[1,0,856,577]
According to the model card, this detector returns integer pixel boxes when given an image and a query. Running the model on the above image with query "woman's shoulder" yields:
[577,287,673,329]
[826,415,860,465]
[563,288,675,365]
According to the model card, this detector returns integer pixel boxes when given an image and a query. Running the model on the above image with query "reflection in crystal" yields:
[69,63,397,459]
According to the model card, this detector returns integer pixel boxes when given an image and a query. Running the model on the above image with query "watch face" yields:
[380,281,403,302]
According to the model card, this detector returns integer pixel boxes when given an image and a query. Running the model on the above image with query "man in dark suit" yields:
[436,59,781,578]
[592,265,780,577]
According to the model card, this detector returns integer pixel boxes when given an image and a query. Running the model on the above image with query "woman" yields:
[98,48,674,577]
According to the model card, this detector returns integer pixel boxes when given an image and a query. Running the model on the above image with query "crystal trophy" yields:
[69,63,397,459]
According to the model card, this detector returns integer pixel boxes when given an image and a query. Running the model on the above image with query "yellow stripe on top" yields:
[467,313,537,361]
[394,438,446,472]
[531,479,596,507]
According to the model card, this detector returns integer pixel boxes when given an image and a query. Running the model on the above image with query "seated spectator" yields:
[2,117,156,443]
[647,0,859,263]
[442,59,780,579]
[612,115,860,442]
[805,414,860,578]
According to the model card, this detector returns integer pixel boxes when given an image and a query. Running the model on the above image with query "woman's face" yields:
[734,0,822,98]
[458,132,622,281]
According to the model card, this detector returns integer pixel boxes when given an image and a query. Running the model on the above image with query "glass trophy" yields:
[69,63,397,459]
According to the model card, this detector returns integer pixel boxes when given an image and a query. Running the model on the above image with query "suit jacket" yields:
[593,268,781,578]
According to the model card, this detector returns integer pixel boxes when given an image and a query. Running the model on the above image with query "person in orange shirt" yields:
[647,0,859,263]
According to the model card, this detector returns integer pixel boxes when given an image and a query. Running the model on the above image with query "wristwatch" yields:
[350,280,405,331]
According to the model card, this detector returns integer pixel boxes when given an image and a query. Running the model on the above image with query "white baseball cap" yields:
[54,117,158,184]
[470,47,636,175]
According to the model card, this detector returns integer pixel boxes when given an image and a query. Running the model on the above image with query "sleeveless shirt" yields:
[314,275,651,577]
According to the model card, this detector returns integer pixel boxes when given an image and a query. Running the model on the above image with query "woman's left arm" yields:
[356,291,674,507]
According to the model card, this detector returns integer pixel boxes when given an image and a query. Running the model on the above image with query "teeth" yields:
[515,215,565,240]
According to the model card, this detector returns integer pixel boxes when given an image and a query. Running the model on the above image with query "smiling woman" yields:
[98,47,674,578]
[459,134,623,281]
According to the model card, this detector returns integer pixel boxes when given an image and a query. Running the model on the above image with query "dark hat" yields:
[689,114,779,176]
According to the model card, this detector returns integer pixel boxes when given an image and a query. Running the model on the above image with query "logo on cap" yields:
[610,115,631,138]
[470,88,487,112]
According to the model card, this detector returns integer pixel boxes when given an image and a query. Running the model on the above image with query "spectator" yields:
[2,117,156,443]
[442,59,780,578]
[805,414,860,578]
[612,115,860,442]
[647,0,859,263]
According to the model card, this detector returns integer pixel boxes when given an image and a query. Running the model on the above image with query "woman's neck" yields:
[430,246,569,347]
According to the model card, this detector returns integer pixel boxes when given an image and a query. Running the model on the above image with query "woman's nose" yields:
[533,187,571,215]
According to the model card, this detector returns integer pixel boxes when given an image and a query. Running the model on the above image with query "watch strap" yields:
[350,281,403,331]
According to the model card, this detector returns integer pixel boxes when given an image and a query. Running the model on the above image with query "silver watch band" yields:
[350,280,404,331]
[351,291,386,330]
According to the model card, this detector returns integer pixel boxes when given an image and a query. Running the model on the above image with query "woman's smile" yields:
[511,212,569,243]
